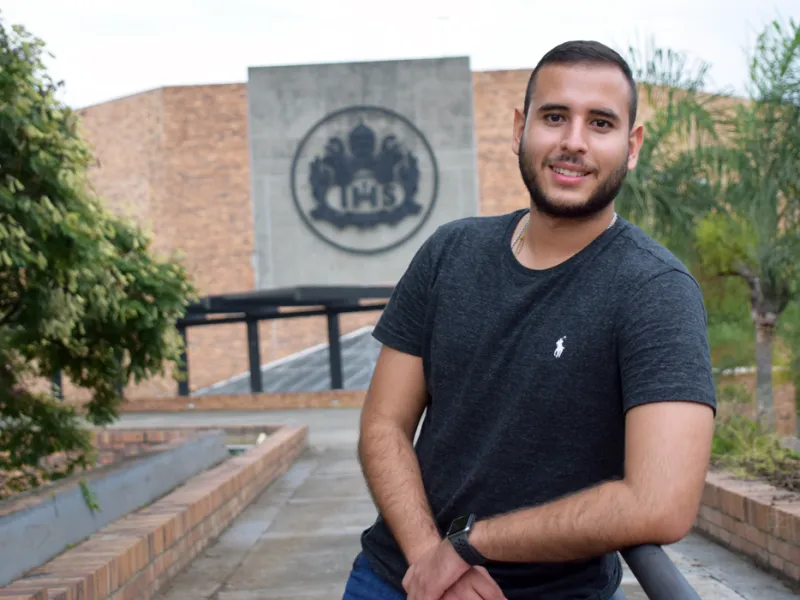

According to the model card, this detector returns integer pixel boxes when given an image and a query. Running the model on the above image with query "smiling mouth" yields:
[550,165,590,177]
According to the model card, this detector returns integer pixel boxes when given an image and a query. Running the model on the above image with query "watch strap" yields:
[450,530,488,566]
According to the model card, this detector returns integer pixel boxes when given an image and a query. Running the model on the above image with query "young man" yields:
[343,40,717,600]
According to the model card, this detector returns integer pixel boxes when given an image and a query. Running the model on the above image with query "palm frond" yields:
[748,17,800,106]
[615,39,728,252]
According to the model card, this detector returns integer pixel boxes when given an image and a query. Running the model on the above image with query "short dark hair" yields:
[523,40,638,128]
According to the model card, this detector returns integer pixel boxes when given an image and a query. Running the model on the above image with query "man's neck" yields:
[517,205,617,271]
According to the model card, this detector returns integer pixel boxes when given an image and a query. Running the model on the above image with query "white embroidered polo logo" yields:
[554,337,566,358]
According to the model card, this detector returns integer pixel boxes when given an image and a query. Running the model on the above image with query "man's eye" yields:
[594,119,612,128]
[545,114,563,123]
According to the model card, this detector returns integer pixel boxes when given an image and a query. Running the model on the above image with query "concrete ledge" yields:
[0,424,307,600]
[110,389,367,412]
[694,469,800,586]
[0,429,229,587]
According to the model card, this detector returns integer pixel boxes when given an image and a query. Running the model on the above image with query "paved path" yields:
[115,410,798,600]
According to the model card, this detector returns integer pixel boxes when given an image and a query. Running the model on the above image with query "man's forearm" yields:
[358,419,440,563]
[470,480,679,563]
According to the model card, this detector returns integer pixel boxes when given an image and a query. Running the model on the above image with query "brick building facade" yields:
[72,69,542,399]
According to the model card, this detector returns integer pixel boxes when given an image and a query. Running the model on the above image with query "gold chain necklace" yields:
[513,212,618,256]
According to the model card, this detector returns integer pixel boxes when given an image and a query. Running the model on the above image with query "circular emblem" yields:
[290,105,439,255]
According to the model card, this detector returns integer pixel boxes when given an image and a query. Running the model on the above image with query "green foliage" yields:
[616,42,725,259]
[694,211,756,277]
[777,302,800,423]
[708,324,755,372]
[696,18,800,314]
[0,15,195,491]
[748,17,800,107]
[618,18,800,432]
[79,479,101,513]
[711,415,800,493]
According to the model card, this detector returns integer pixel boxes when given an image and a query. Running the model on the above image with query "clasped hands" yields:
[402,538,507,600]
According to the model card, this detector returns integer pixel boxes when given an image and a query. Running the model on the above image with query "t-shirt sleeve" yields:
[372,233,437,357]
[617,269,717,415]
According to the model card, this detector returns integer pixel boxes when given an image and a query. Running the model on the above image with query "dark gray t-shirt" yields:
[360,209,717,599]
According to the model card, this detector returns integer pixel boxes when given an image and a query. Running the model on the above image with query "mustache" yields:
[545,155,595,171]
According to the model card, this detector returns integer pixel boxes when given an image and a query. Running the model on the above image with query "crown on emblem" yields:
[348,121,376,160]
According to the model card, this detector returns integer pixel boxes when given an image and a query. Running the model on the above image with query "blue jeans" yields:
[342,553,629,599]
[343,553,406,599]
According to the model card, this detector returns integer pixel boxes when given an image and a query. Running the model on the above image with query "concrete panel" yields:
[0,431,229,586]
[291,472,369,501]
[223,534,360,596]
[247,57,479,288]
[260,496,376,539]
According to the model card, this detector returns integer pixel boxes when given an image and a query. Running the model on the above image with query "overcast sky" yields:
[3,0,798,109]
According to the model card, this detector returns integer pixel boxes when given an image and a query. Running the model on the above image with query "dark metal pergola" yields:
[174,285,394,396]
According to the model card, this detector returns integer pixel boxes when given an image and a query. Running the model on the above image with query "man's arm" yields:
[358,344,440,564]
[469,268,717,563]
[468,399,715,563]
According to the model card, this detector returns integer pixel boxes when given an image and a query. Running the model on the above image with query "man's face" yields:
[513,62,643,219]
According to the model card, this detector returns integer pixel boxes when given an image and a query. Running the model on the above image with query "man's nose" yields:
[560,122,589,154]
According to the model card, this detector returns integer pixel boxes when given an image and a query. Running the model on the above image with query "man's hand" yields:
[440,568,507,600]
[402,538,506,599]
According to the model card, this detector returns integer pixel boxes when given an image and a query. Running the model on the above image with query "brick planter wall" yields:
[0,424,307,600]
[0,429,231,589]
[695,470,800,586]
[96,389,368,413]
[92,429,189,465]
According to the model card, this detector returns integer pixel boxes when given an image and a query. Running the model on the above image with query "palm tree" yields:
[615,40,726,258]
[616,18,800,433]
[693,18,800,432]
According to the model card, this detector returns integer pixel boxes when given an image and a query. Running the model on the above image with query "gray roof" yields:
[194,326,381,396]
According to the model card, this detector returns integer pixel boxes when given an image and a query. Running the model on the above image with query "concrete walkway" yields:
[114,410,798,600]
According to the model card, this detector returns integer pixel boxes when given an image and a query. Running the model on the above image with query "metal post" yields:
[115,351,124,397]
[52,371,63,400]
[246,318,263,393]
[326,307,344,390]
[177,325,190,397]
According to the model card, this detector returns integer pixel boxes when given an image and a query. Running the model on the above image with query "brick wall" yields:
[70,89,167,401]
[0,425,307,600]
[92,429,188,466]
[157,84,257,397]
[471,70,531,217]
[696,471,800,587]
[77,89,164,233]
[110,389,367,412]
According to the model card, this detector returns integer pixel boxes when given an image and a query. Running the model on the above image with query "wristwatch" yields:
[446,514,488,566]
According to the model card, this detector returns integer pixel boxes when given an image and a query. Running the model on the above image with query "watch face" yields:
[447,515,472,536]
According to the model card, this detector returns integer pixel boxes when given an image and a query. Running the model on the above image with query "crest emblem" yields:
[291,106,439,255]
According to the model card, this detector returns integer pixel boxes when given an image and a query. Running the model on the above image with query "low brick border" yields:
[109,389,367,412]
[695,470,800,586]
[0,424,307,600]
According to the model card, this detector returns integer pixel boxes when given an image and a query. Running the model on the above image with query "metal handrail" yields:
[620,544,702,599]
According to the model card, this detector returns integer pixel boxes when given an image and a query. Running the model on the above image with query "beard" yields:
[518,146,629,220]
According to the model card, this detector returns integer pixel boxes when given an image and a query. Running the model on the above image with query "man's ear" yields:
[627,124,644,171]
[512,108,526,156]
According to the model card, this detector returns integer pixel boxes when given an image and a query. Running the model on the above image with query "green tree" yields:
[0,15,195,492]
[692,18,800,432]
[616,40,725,257]
[616,18,800,433]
